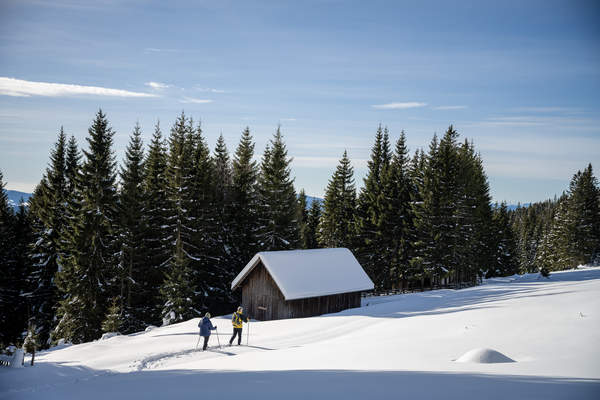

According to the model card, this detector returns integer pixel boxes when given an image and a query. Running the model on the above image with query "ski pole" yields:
[195,329,201,350]
[246,316,250,346]
[215,327,221,349]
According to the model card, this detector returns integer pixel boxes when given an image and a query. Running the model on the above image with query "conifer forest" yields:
[1,110,599,349]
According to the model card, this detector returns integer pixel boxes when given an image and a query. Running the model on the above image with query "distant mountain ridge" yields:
[4,189,32,210]
[4,189,526,212]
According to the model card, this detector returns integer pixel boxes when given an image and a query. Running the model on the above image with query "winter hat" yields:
[237,306,243,312]
[205,312,211,318]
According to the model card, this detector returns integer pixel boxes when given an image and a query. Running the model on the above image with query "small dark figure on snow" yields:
[198,312,217,351]
[229,306,249,346]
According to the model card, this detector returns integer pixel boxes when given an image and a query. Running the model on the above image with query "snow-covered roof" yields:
[231,248,374,300]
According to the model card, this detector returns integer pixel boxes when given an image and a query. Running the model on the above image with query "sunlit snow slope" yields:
[2,267,599,399]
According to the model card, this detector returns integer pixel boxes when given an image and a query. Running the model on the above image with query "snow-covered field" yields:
[2,267,599,399]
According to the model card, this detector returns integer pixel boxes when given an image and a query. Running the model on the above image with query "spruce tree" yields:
[355,126,392,290]
[319,150,356,249]
[0,177,31,345]
[54,109,119,343]
[118,123,147,333]
[186,121,221,314]
[101,297,123,333]
[380,132,414,286]
[160,113,197,323]
[230,127,260,268]
[297,189,309,248]
[487,203,518,277]
[26,129,69,347]
[257,127,299,250]
[305,199,322,249]
[142,122,171,325]
[566,164,600,265]
[212,133,234,281]
[0,169,16,346]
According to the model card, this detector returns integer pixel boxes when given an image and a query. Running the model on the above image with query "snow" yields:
[455,348,515,363]
[231,248,374,300]
[2,267,599,399]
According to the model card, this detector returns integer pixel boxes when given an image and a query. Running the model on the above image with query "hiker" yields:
[229,306,249,346]
[198,312,217,351]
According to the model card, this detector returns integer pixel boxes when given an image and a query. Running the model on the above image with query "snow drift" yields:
[1,267,599,400]
[455,348,515,363]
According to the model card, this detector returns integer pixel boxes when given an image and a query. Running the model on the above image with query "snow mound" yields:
[455,348,515,363]
[100,332,120,340]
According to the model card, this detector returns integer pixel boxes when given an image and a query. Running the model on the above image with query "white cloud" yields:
[433,105,468,110]
[512,106,582,113]
[0,77,157,98]
[280,118,297,122]
[145,81,170,90]
[195,87,227,93]
[372,102,427,110]
[144,47,180,53]
[179,96,213,104]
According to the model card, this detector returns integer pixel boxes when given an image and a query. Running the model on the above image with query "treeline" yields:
[510,164,600,274]
[1,109,598,349]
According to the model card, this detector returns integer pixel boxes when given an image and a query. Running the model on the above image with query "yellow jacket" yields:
[231,311,248,328]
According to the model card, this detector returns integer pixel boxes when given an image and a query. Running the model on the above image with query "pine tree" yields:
[0,169,16,346]
[212,133,234,278]
[142,122,171,325]
[304,199,322,249]
[257,127,299,250]
[319,150,356,248]
[27,128,68,347]
[160,242,197,326]
[118,123,147,333]
[54,109,119,343]
[297,189,309,248]
[0,177,31,346]
[101,297,123,333]
[185,121,222,314]
[160,113,201,324]
[566,164,600,265]
[487,203,517,277]
[230,127,260,267]
[355,126,392,290]
[455,140,493,284]
[380,132,414,287]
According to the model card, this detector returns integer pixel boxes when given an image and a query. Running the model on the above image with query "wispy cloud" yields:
[280,118,297,122]
[372,102,427,110]
[196,87,227,93]
[145,81,170,90]
[433,105,468,110]
[512,106,582,113]
[179,96,213,104]
[144,47,180,53]
[0,77,157,98]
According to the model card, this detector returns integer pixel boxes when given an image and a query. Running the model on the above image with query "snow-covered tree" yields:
[118,123,147,333]
[257,127,299,250]
[319,150,356,249]
[54,109,119,343]
[141,122,171,326]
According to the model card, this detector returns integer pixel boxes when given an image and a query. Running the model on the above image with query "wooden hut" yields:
[231,248,374,321]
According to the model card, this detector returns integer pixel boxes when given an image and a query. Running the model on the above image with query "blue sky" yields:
[1,0,599,203]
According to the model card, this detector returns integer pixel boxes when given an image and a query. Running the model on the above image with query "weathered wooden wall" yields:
[241,261,362,321]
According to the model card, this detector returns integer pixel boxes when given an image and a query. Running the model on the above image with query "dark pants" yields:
[202,335,209,350]
[229,327,242,345]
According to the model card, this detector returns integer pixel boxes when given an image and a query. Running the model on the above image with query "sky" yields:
[0,0,599,203]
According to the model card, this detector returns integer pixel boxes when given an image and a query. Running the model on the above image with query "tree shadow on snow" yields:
[4,366,599,400]
[328,269,600,320]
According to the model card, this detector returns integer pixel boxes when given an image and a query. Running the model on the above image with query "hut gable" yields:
[231,248,374,300]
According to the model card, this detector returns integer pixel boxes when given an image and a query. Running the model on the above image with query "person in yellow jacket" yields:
[229,306,249,346]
